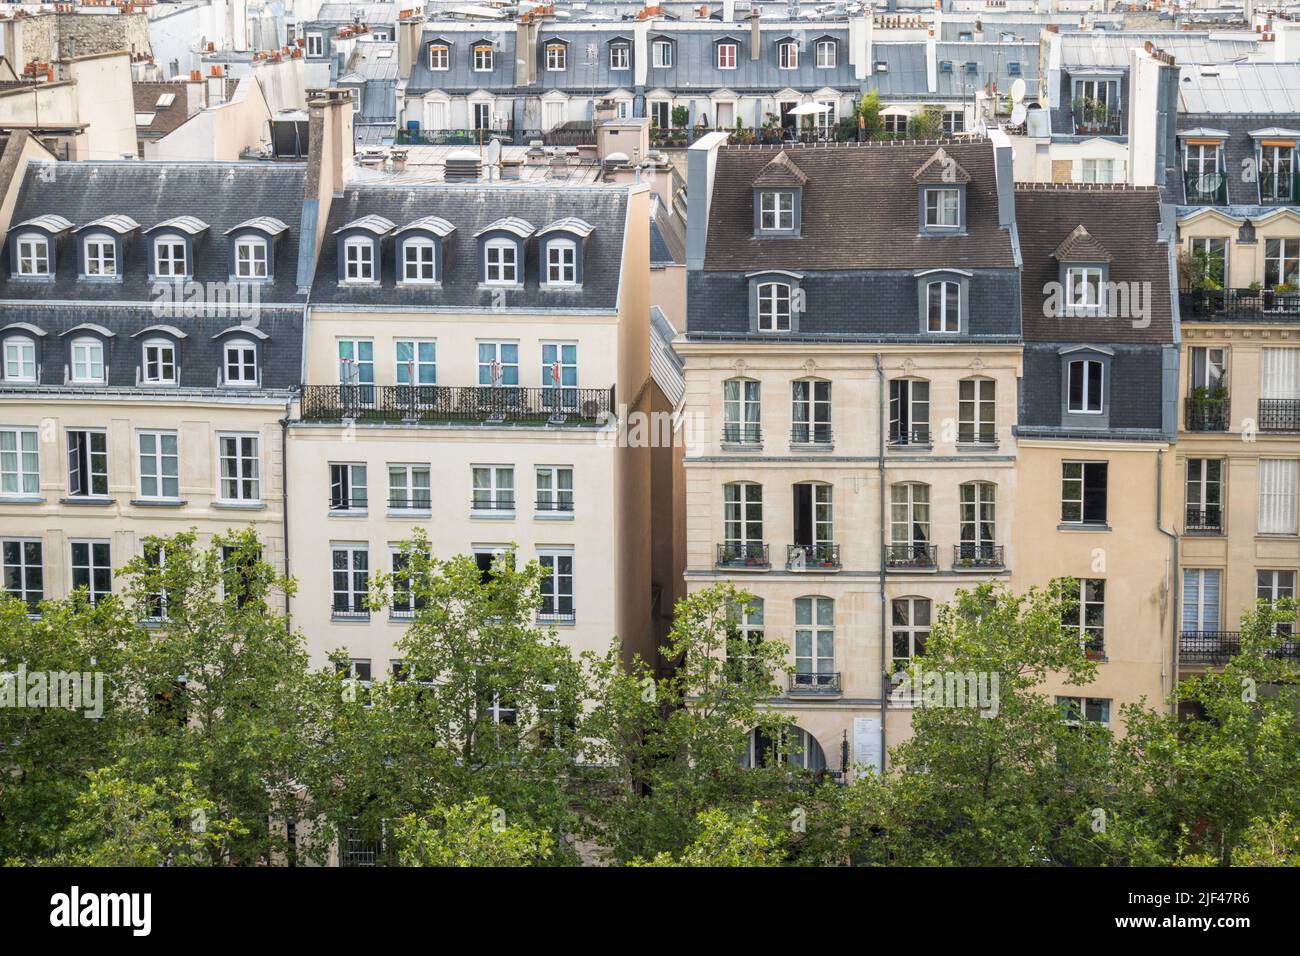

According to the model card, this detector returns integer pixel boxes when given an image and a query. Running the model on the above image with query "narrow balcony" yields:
[957,428,997,446]
[1072,103,1123,136]
[886,543,937,571]
[790,423,833,446]
[787,671,841,696]
[1184,396,1230,432]
[538,608,576,625]
[952,543,1005,570]
[1184,506,1223,535]
[329,496,368,513]
[1260,399,1300,432]
[331,603,370,622]
[389,495,431,511]
[471,495,516,514]
[299,384,614,427]
[786,543,841,571]
[1179,288,1300,320]
[722,423,763,446]
[535,497,574,515]
[888,425,931,448]
[1183,171,1227,204]
[1259,170,1300,205]
[716,542,770,571]
[1180,630,1241,665]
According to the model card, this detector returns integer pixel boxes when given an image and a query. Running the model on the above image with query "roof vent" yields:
[445,150,482,182]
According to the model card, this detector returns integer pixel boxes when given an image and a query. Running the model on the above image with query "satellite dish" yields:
[1010,78,1027,103]
[484,138,502,167]
[1010,103,1028,126]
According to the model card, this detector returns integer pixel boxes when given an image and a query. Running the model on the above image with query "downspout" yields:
[875,352,887,774]
[1156,448,1179,716]
[280,396,292,628]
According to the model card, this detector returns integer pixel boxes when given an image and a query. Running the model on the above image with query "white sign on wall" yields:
[853,716,882,773]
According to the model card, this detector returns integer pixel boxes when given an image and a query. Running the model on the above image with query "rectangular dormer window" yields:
[1066,267,1104,310]
[155,238,187,278]
[546,241,576,285]
[717,43,737,70]
[757,282,791,331]
[485,239,518,285]
[235,237,268,279]
[306,33,323,57]
[429,44,449,70]
[16,235,49,276]
[924,188,960,228]
[83,236,116,277]
[926,280,961,333]
[1259,143,1296,203]
[652,40,672,68]
[546,43,566,71]
[1183,141,1224,204]
[777,41,798,70]
[610,44,629,70]
[3,337,37,383]
[816,40,836,68]
[142,340,177,385]
[1067,359,1104,414]
[473,45,493,72]
[759,191,794,231]
[344,238,375,282]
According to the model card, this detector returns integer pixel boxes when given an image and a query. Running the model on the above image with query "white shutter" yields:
[1258,459,1299,534]
[1261,348,1300,400]
[1182,569,1221,632]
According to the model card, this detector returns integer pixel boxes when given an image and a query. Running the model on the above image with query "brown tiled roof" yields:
[1015,184,1173,345]
[913,147,971,184]
[703,139,1016,271]
[132,82,191,137]
[1052,224,1112,262]
[752,151,807,187]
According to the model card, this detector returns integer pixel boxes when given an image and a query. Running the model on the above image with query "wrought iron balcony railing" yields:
[536,497,574,513]
[886,543,937,570]
[299,384,614,426]
[329,496,368,512]
[388,495,431,511]
[1184,506,1223,534]
[1260,399,1300,432]
[331,604,370,621]
[788,671,841,695]
[888,425,931,446]
[1180,288,1300,320]
[952,543,1005,569]
[1184,397,1230,432]
[471,496,516,512]
[790,423,833,445]
[538,609,576,625]
[786,543,841,570]
[1184,171,1227,204]
[957,428,997,445]
[716,542,770,570]
[1259,170,1300,205]
[1180,630,1241,665]
[722,423,763,445]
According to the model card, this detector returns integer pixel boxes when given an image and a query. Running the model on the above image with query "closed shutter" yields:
[1181,569,1220,631]
[1261,348,1300,400]
[1258,459,1299,534]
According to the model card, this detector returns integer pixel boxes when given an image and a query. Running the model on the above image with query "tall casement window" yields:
[791,379,831,444]
[790,483,834,567]
[1189,345,1227,391]
[541,342,578,409]
[154,236,188,277]
[4,337,37,382]
[756,282,792,332]
[651,40,672,68]
[331,545,369,618]
[717,42,737,69]
[234,237,268,279]
[1258,459,1299,535]
[723,482,764,562]
[70,337,105,384]
[959,482,996,555]
[538,550,575,623]
[389,463,431,511]
[926,279,961,332]
[723,378,761,445]
[1265,238,1300,289]
[725,598,764,684]
[1259,143,1296,203]
[959,378,996,443]
[1262,347,1300,405]
[70,540,111,605]
[759,191,794,231]
[650,101,671,129]
[142,543,168,622]
[389,548,427,620]
[484,239,518,285]
[472,465,515,512]
[83,234,116,277]
[1181,568,1221,633]
[428,43,449,70]
[816,39,836,68]
[2,539,43,612]
[889,378,930,445]
[141,339,177,385]
[924,188,960,228]
[478,342,519,387]
[0,427,39,497]
[890,482,931,557]
[337,339,375,399]
[344,238,375,282]
[777,40,798,70]
[1061,461,1108,525]
[329,463,368,512]
[546,43,567,71]
[1066,358,1104,414]
[793,596,834,688]
[473,44,494,72]
[536,465,574,514]
[1063,578,1106,658]
[403,238,436,283]
[891,596,930,672]
[1257,570,1297,636]
[16,234,49,276]
[1183,141,1221,202]
[138,431,179,499]
[1185,458,1223,533]
[67,429,108,498]
[1188,237,1228,287]
[396,340,437,386]
[218,434,260,502]
[306,33,324,57]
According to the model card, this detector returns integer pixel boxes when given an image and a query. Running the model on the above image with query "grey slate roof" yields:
[1179,63,1300,114]
[934,42,1039,99]
[406,30,519,95]
[1172,113,1300,206]
[649,304,685,406]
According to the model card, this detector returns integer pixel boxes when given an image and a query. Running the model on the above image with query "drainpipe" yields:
[1156,448,1179,716]
[280,396,292,628]
[875,352,887,774]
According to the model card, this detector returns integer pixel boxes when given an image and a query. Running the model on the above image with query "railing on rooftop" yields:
[1184,171,1228,204]
[299,384,614,426]
[1179,289,1300,320]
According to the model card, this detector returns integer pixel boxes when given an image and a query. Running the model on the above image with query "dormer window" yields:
[777,40,798,70]
[924,188,960,228]
[16,235,49,276]
[815,40,836,68]
[546,42,567,71]
[1066,266,1104,311]
[70,337,105,384]
[3,336,37,383]
[83,234,116,277]
[927,280,961,332]
[758,282,791,331]
[1182,136,1225,204]
[429,43,449,70]
[546,241,576,285]
[142,338,177,385]
[473,44,493,72]
[1257,136,1297,204]
[403,238,436,283]
[914,148,970,234]
[1052,225,1112,317]
[345,238,375,282]
[760,191,794,231]
[538,218,592,289]
[306,33,323,57]
[234,237,268,279]
[224,339,258,386]
[485,239,517,285]
[651,39,672,68]
[717,42,737,70]
[1060,346,1113,428]
[476,218,534,287]
[610,43,629,70]
[1067,359,1104,415]
[154,236,188,278]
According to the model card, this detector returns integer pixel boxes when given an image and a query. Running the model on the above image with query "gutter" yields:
[875,352,887,775]
[1156,447,1179,716]
[280,396,293,628]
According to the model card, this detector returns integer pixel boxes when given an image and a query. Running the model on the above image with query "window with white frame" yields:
[1257,570,1297,636]
[959,481,997,555]
[1186,458,1223,531]
[224,339,257,385]
[388,463,431,511]
[478,341,519,386]
[484,239,518,285]
[610,44,629,70]
[395,340,436,386]
[791,379,831,445]
[1081,158,1114,183]
[652,40,672,68]
[924,188,960,227]
[1061,460,1108,524]
[473,102,491,131]
[791,482,833,564]
[541,342,577,408]
[138,430,179,499]
[329,463,367,512]
[1067,358,1104,414]
[959,378,996,443]
[546,240,577,285]
[344,238,375,282]
[1058,696,1111,726]
[154,237,188,277]
[1259,144,1296,203]
[142,339,177,384]
[1066,266,1104,310]
[1181,568,1221,633]
[472,465,515,512]
[16,234,49,276]
[536,465,573,513]
[1265,238,1300,289]
[67,429,107,498]
[1258,459,1299,535]
[717,42,737,69]
[2,539,43,612]
[402,238,436,283]
[83,234,116,277]
[723,378,761,444]
[331,545,369,617]
[337,339,374,388]
[70,337,104,383]
[538,550,574,622]
[235,237,268,279]
[926,280,960,332]
[650,101,670,128]
[793,596,834,687]
[428,43,449,70]
[888,378,930,445]
[218,433,259,502]
[0,427,39,496]
[815,40,836,68]
[70,540,111,605]
[3,336,36,382]
[1063,578,1106,656]
[890,482,931,551]
[389,547,425,618]
[473,45,493,71]
[759,190,794,231]
[546,43,566,70]
[306,33,323,57]
[777,40,798,70]
[757,282,791,331]
[723,482,763,554]
[725,597,764,684]
[891,596,930,672]
[942,110,965,134]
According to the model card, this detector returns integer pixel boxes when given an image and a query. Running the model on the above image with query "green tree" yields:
[631,803,783,867]
[906,108,945,140]
[856,90,882,139]
[394,796,554,866]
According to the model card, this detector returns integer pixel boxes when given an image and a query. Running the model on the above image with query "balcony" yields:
[1184,506,1223,535]
[790,423,833,446]
[786,543,841,571]
[535,497,574,515]
[388,495,431,511]
[471,496,516,514]
[299,384,614,426]
[957,428,997,446]
[1180,288,1300,320]
[1180,630,1300,665]
[395,127,537,147]
[886,543,937,571]
[952,543,1005,570]
[1183,171,1227,204]
[716,542,770,571]
[329,496,368,513]
[1260,399,1300,432]
[722,423,762,446]
[331,603,370,622]
[538,609,576,625]
[787,671,841,696]
[1071,102,1123,136]
[888,425,931,448]
[1259,170,1300,205]
[1184,397,1230,432]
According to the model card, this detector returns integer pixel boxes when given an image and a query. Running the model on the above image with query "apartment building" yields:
[0,133,309,612]
[681,133,1023,776]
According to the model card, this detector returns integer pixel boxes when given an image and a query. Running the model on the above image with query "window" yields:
[717,42,737,69]
[484,239,518,285]
[142,339,177,384]
[337,339,374,389]
[536,465,573,514]
[791,379,831,444]
[1259,144,1295,203]
[883,113,906,136]
[757,282,791,331]
[610,44,629,70]
[546,240,577,285]
[389,549,426,618]
[652,40,672,68]
[1063,578,1105,657]
[478,342,519,387]
[1182,568,1221,633]
[959,378,996,444]
[218,434,259,502]
[538,551,574,622]
[650,101,670,129]
[1061,461,1108,525]
[1067,359,1104,414]
[70,540,111,605]
[429,43,449,70]
[546,43,566,71]
[759,191,794,231]
[389,463,431,511]
[224,339,257,385]
[723,482,763,554]
[891,597,930,672]
[16,234,49,276]
[1081,158,1114,183]
[815,40,836,68]
[1066,266,1104,311]
[472,465,515,512]
[2,539,42,612]
[926,280,961,332]
[67,429,107,498]
[890,483,931,551]
[1189,345,1227,391]
[3,337,36,382]
[744,726,826,770]
[331,545,369,617]
[777,41,798,70]
[235,238,268,279]
[83,234,116,277]
[70,337,104,384]
[1058,696,1111,725]
[472,103,491,132]
[725,598,764,684]
[396,340,436,386]
[1187,238,1228,288]
[330,463,367,512]
[959,482,996,555]
[306,33,323,57]
[541,342,577,409]
[473,44,493,71]
[344,238,375,282]
[1186,458,1223,532]
[474,548,511,585]
[138,430,179,499]
[924,188,960,227]
[0,427,38,496]
[402,238,436,283]
[1257,570,1296,637]
[793,596,834,688]
[889,379,930,445]
[942,110,965,134]
[154,237,187,278]
[1258,459,1298,535]
[1265,238,1300,289]
[791,483,834,566]
[723,378,761,444]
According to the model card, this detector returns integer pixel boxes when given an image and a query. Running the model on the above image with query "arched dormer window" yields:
[15,233,50,276]
[141,337,178,385]
[776,38,799,70]
[223,337,258,386]
[334,215,394,285]
[2,333,38,383]
[476,217,535,287]
[9,215,71,278]
[916,269,970,334]
[154,234,189,278]
[81,233,117,277]
[396,216,455,286]
[70,336,106,384]
[234,236,268,279]
[345,237,375,282]
[747,271,803,333]
[538,218,593,288]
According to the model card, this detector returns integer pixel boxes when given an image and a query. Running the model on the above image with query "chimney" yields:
[516,17,538,86]
[397,14,423,76]
[989,129,1016,228]
[750,9,760,60]
[723,0,734,20]
[309,88,356,199]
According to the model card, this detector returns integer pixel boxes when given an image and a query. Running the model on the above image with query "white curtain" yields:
[1261,348,1300,400]
[1258,459,1299,534]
